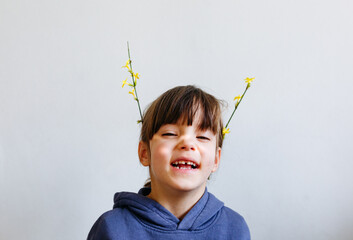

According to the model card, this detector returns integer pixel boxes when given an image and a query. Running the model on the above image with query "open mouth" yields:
[171,160,199,169]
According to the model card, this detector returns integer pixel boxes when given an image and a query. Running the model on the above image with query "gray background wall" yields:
[1,0,353,239]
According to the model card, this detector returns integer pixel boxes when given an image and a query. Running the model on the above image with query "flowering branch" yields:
[122,42,144,123]
[223,77,254,137]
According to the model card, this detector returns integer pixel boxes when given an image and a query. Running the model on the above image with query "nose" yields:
[179,136,195,151]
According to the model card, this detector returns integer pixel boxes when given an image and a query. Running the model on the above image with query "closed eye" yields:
[162,133,177,136]
[197,136,210,141]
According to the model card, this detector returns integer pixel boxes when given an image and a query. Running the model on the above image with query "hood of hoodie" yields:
[113,188,224,231]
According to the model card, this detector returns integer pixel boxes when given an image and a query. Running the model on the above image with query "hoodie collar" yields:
[113,188,224,231]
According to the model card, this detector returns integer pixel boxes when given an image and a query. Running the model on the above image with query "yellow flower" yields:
[244,77,255,83]
[122,60,131,70]
[122,78,128,88]
[133,72,140,79]
[129,88,136,99]
[233,95,242,102]
[222,128,230,136]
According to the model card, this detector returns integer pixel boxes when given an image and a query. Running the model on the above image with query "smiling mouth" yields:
[171,160,199,169]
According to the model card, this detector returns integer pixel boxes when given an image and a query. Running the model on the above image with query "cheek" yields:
[201,148,218,167]
[150,143,171,162]
[204,159,216,169]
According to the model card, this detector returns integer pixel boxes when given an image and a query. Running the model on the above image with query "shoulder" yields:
[206,192,251,239]
[207,192,249,228]
[219,206,251,239]
[87,208,132,240]
[222,206,248,225]
[94,207,134,227]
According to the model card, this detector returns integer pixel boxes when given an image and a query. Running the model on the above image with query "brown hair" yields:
[140,85,224,148]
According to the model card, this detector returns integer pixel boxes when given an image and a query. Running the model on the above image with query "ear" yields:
[211,147,221,172]
[138,141,150,166]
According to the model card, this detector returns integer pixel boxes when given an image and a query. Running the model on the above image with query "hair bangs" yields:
[141,85,224,148]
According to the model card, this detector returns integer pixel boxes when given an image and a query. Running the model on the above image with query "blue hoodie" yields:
[87,188,250,239]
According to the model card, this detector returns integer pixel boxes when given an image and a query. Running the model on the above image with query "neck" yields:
[147,185,206,220]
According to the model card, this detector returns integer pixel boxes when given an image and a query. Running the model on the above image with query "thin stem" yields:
[225,83,250,128]
[127,42,143,122]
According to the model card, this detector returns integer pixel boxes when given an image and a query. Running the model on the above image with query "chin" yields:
[170,181,206,193]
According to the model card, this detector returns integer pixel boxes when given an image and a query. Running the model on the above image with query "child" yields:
[87,85,250,239]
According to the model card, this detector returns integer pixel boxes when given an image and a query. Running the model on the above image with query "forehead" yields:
[176,109,205,127]
[156,101,219,135]
[145,88,222,141]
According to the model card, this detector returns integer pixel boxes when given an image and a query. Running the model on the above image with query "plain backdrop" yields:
[1,0,353,239]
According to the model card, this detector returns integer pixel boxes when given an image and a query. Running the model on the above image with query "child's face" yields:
[139,111,221,195]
